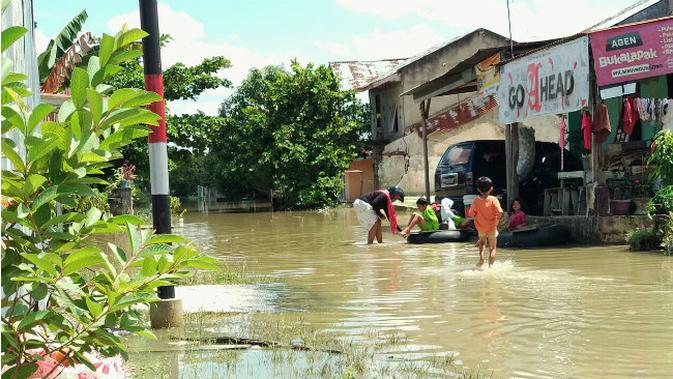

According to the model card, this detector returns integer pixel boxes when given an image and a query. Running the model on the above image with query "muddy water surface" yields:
[150,208,673,377]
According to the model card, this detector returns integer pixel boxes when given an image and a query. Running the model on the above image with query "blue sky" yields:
[33,0,638,114]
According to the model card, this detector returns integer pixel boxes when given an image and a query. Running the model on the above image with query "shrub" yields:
[647,185,673,215]
[626,228,661,251]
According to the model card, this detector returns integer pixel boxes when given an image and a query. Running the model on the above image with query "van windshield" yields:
[444,146,472,166]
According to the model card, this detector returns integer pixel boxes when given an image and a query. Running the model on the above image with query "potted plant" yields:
[610,179,633,215]
[631,170,654,215]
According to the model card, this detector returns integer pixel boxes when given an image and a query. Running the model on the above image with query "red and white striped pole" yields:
[139,0,173,299]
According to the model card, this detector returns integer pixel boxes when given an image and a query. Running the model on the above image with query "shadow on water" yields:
[128,208,673,378]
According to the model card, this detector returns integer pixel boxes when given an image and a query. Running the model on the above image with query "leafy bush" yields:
[647,185,673,215]
[661,214,673,256]
[649,129,673,186]
[1,24,217,377]
[626,228,660,251]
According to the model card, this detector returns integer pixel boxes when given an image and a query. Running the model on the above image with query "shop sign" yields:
[591,17,673,86]
[498,36,590,124]
[475,53,500,97]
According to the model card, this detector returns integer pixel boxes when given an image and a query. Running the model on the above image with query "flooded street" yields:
[134,208,673,378]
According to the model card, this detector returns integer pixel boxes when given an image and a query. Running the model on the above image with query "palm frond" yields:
[41,32,96,94]
[37,9,88,81]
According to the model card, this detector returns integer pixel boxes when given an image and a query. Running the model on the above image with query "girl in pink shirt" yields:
[508,198,527,231]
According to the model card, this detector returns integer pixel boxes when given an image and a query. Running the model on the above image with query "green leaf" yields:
[31,185,59,212]
[21,174,47,196]
[1,106,25,132]
[174,246,199,262]
[148,234,188,245]
[135,329,157,340]
[109,49,143,65]
[91,64,122,87]
[1,139,25,172]
[140,243,174,256]
[27,135,60,164]
[108,88,138,110]
[16,363,38,379]
[99,125,149,150]
[127,223,141,254]
[157,255,171,273]
[63,247,105,275]
[86,88,103,126]
[115,28,148,49]
[2,72,27,85]
[26,103,54,134]
[16,310,51,331]
[86,296,103,318]
[16,203,29,219]
[57,99,76,122]
[1,26,27,53]
[84,207,102,228]
[99,34,115,66]
[122,91,162,108]
[40,212,83,230]
[87,56,100,85]
[70,67,88,108]
[42,253,63,268]
[109,214,145,225]
[141,256,157,277]
[21,253,58,276]
[32,282,48,301]
[108,243,127,266]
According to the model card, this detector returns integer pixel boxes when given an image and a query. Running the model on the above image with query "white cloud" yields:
[335,0,636,41]
[106,3,297,115]
[317,24,444,61]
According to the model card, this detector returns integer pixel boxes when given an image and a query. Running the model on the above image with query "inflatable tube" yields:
[498,224,570,248]
[407,229,473,244]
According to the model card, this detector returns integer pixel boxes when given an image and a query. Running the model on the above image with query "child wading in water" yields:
[400,198,439,238]
[468,177,503,268]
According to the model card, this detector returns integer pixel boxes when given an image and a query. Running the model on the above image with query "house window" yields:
[392,106,399,133]
[375,95,382,128]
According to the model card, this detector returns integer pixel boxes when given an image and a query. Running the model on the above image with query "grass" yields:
[178,263,274,286]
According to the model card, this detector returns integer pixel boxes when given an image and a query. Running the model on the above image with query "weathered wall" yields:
[369,81,405,141]
[378,107,560,194]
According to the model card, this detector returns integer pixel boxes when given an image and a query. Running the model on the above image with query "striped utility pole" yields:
[139,0,173,300]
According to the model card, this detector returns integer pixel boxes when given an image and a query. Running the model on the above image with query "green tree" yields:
[107,37,231,194]
[210,61,369,208]
[1,24,216,378]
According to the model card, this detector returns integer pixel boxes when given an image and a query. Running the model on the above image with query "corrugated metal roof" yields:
[329,59,407,92]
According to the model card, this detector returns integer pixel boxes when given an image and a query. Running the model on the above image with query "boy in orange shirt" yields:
[468,177,503,268]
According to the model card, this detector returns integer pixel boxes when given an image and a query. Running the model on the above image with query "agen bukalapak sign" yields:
[498,37,590,124]
[591,17,673,87]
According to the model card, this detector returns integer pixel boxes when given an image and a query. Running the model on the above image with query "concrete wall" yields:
[377,107,560,194]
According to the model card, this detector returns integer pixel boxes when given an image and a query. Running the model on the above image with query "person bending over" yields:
[353,186,404,244]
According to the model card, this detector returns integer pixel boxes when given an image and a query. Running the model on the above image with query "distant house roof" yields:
[328,59,407,92]
[360,28,510,91]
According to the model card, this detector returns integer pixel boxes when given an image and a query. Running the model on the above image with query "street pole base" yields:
[150,298,183,329]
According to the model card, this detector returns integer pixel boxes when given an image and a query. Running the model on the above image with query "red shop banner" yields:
[591,17,673,87]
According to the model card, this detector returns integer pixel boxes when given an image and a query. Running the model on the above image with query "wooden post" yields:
[420,99,432,201]
[505,123,520,210]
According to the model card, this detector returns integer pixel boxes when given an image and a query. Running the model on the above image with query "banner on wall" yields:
[591,17,673,87]
[497,36,590,124]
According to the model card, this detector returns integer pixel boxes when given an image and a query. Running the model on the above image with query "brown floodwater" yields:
[148,207,673,377]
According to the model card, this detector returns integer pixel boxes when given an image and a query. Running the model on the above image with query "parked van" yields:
[434,140,582,215]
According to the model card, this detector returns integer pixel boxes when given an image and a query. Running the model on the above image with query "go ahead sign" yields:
[497,36,590,124]
[591,17,673,87]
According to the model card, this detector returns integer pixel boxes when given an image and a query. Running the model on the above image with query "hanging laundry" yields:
[662,98,673,131]
[593,103,612,145]
[559,115,566,171]
[582,110,592,150]
[622,97,638,136]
